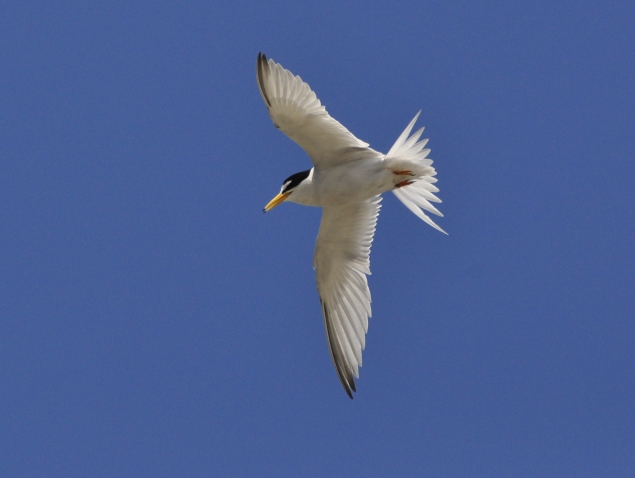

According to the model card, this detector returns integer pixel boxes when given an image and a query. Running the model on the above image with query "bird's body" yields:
[258,53,445,398]
[285,160,389,207]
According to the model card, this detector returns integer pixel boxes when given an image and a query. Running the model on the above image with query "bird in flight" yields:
[258,53,446,398]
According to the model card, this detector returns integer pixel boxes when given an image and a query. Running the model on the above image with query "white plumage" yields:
[258,53,445,398]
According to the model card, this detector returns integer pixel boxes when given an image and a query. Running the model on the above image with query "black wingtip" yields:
[321,299,357,399]
[256,52,271,108]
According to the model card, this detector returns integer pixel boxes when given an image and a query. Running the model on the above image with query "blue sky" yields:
[1,1,633,476]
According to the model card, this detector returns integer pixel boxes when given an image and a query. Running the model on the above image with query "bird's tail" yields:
[386,112,447,234]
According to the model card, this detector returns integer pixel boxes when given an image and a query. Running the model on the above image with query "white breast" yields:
[309,159,391,207]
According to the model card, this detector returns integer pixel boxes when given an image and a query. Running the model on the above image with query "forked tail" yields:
[386,112,447,234]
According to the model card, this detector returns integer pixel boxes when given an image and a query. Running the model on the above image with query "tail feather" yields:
[388,112,447,234]
[398,184,442,214]
[386,111,421,158]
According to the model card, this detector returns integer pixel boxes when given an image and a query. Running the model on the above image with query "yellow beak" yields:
[263,191,290,212]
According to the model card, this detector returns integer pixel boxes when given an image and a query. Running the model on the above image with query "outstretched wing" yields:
[313,197,381,398]
[257,52,371,169]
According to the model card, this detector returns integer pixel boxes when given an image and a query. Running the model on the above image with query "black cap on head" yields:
[282,169,311,193]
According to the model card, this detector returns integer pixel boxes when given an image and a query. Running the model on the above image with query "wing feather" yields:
[257,53,371,168]
[314,197,381,398]
[322,300,356,398]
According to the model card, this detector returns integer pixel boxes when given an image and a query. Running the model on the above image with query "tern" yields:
[259,53,446,398]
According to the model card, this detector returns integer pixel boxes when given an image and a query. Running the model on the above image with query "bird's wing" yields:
[257,53,372,169]
[313,196,381,398]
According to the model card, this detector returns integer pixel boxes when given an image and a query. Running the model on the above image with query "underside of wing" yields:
[257,53,370,168]
[313,197,381,398]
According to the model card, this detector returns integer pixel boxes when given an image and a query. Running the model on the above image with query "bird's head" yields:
[263,169,312,212]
